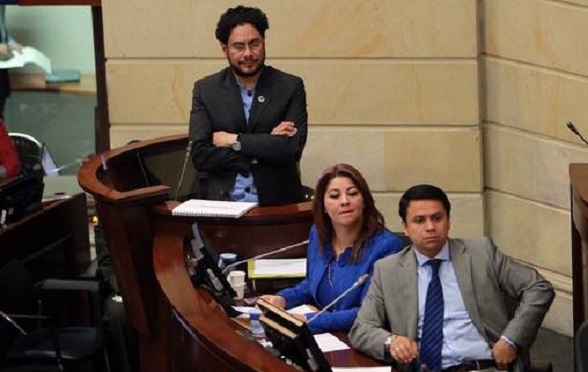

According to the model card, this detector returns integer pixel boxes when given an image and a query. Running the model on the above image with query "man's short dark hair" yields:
[398,184,451,223]
[215,6,269,44]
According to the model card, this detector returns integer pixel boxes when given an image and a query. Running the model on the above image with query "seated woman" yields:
[260,163,404,334]
[0,120,20,180]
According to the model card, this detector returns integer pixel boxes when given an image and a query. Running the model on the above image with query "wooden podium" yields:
[570,163,588,332]
[78,135,381,371]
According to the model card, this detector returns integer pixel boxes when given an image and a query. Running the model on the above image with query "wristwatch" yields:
[384,334,397,349]
[232,134,241,151]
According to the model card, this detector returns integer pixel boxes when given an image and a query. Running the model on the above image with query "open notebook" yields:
[172,199,258,218]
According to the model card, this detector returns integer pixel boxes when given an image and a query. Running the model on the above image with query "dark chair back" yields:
[395,232,412,248]
[7,134,43,175]
[502,292,553,372]
[0,261,38,317]
[0,260,110,372]
[0,261,37,366]
[576,319,588,372]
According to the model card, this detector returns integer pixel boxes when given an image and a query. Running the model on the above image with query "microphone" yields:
[175,140,193,201]
[0,310,27,335]
[221,239,309,275]
[306,273,369,324]
[44,158,83,176]
[566,121,588,147]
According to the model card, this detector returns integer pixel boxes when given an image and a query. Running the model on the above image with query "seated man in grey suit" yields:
[189,6,308,206]
[349,184,554,372]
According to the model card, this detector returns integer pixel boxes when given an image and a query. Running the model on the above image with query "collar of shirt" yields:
[414,240,450,267]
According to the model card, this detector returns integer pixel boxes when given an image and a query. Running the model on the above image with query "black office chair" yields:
[0,310,62,372]
[0,260,110,372]
[575,319,588,372]
[8,133,43,175]
[502,293,553,372]
[395,233,412,249]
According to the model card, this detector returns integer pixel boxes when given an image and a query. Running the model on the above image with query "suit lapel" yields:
[398,248,419,339]
[221,71,247,130]
[248,68,271,130]
[450,239,487,339]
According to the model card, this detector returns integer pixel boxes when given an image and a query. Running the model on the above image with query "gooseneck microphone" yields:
[221,239,309,275]
[306,273,369,324]
[0,310,27,335]
[175,140,193,201]
[566,121,588,147]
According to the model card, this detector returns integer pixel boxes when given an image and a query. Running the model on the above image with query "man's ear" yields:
[401,221,408,236]
[221,43,228,55]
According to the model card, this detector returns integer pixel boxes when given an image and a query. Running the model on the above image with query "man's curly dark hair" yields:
[215,6,269,44]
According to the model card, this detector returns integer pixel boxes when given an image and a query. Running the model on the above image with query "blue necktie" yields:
[420,259,444,372]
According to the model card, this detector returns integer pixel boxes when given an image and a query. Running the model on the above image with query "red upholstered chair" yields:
[0,121,20,179]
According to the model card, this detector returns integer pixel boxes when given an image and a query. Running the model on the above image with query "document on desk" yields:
[0,47,52,73]
[332,368,392,372]
[248,258,306,279]
[313,333,350,353]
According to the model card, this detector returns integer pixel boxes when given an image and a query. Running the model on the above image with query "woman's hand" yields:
[259,294,286,309]
[0,44,10,60]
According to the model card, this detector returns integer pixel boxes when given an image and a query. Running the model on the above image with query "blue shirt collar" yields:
[414,240,450,267]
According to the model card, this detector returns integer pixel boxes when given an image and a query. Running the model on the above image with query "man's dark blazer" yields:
[189,66,308,206]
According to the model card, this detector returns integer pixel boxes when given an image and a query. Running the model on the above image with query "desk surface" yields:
[153,212,383,371]
[9,73,96,96]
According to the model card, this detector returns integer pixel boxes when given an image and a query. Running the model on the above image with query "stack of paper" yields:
[247,258,306,279]
[172,199,258,218]
[0,46,51,73]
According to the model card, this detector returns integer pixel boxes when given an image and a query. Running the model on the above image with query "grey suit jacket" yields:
[188,66,308,206]
[349,238,554,371]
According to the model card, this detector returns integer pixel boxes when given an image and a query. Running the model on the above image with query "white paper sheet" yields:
[232,304,315,318]
[331,367,392,372]
[313,333,350,353]
[0,46,52,73]
[250,258,306,278]
[287,304,316,315]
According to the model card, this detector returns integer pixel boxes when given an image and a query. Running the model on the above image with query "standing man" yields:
[189,6,308,206]
[349,184,554,372]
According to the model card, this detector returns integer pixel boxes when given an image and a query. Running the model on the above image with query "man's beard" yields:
[229,57,265,78]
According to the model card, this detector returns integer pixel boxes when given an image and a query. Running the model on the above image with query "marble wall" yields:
[483,0,588,335]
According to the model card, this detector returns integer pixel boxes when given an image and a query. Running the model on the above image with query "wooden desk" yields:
[10,73,97,96]
[78,135,384,371]
[570,164,588,332]
[152,207,382,371]
[0,193,90,278]
[0,193,91,323]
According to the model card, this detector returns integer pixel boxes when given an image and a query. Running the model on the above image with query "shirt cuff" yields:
[500,335,518,350]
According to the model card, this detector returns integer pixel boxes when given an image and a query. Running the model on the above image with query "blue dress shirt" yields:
[278,226,404,334]
[415,242,492,368]
[229,85,258,202]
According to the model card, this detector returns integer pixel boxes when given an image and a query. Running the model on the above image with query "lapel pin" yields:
[257,95,266,103]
